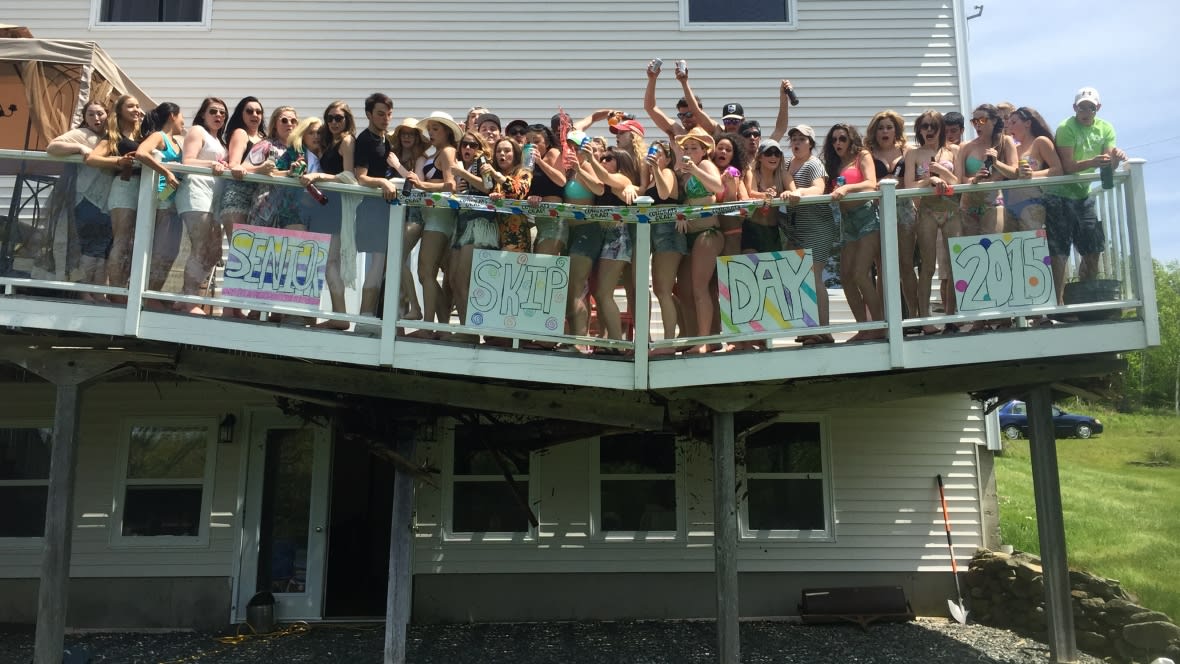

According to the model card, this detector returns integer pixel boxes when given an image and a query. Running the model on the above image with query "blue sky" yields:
[966,0,1180,263]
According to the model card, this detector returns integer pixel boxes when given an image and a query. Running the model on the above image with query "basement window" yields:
[448,425,532,536]
[740,419,832,539]
[593,432,679,539]
[113,420,217,545]
[0,426,52,539]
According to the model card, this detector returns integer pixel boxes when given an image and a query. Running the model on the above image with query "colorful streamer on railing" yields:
[391,190,769,224]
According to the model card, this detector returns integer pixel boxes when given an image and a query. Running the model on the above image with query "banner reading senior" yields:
[223,224,330,310]
[467,250,569,335]
[950,229,1053,313]
[717,249,819,333]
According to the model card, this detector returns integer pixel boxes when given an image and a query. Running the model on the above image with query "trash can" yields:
[246,591,275,634]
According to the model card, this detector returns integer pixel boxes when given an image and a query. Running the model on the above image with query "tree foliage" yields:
[1122,260,1180,413]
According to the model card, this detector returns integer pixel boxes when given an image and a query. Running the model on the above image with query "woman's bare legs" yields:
[179,211,219,314]
[651,251,682,349]
[315,233,350,329]
[415,230,450,334]
[689,230,724,353]
[594,258,628,342]
[401,222,423,320]
[843,232,885,341]
[106,207,136,303]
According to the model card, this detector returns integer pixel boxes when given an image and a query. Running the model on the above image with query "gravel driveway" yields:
[0,619,1105,664]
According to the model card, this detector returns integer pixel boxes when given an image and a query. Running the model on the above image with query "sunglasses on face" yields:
[1076,103,1097,113]
[833,135,850,143]
[762,150,782,158]
[460,141,480,149]
[207,108,227,117]
[741,132,761,139]
[971,117,989,126]
[508,129,527,137]
[326,114,346,123]
[723,118,741,125]
[278,117,298,125]
[245,108,263,116]
[918,123,938,131]
[676,111,694,119]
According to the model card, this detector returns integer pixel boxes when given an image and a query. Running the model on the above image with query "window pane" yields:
[746,422,821,473]
[0,428,52,480]
[453,480,528,532]
[453,427,528,476]
[689,0,787,23]
[600,433,675,474]
[122,486,202,536]
[747,478,824,530]
[0,486,48,537]
[127,426,207,479]
[601,479,676,531]
[101,0,203,22]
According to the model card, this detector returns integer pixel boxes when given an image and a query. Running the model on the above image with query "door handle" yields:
[314,526,323,533]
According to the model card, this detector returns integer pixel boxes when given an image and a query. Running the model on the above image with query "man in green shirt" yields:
[1044,87,1127,304]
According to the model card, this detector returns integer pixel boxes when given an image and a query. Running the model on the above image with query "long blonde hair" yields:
[289,117,322,154]
[104,94,141,147]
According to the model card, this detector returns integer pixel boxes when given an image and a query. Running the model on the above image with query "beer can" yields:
[675,60,687,76]
[649,58,663,74]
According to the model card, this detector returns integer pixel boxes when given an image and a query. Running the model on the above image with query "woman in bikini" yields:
[781,124,837,345]
[866,110,916,319]
[956,103,1016,236]
[386,117,429,320]
[581,146,641,348]
[1001,107,1062,232]
[642,140,683,349]
[134,102,186,307]
[527,124,569,257]
[406,112,462,335]
[217,97,270,317]
[673,127,726,352]
[824,123,882,341]
[903,110,960,330]
[712,133,750,257]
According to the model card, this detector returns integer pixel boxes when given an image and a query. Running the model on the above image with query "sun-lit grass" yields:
[995,405,1180,620]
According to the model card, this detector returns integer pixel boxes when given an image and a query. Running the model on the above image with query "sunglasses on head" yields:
[326,114,346,123]
[741,131,761,138]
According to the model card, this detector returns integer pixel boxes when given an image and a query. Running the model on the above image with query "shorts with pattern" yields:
[652,221,687,255]
[1044,194,1104,256]
[219,181,258,218]
[456,213,499,249]
[533,216,568,246]
[599,223,633,262]
[75,199,113,258]
[841,202,880,243]
[567,221,604,259]
[498,213,531,252]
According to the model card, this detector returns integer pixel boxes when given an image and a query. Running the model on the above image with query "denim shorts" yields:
[567,222,604,259]
[75,198,113,258]
[651,222,687,255]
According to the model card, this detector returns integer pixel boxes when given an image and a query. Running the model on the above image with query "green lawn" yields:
[995,407,1180,620]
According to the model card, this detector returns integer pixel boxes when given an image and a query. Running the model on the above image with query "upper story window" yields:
[594,432,679,538]
[740,419,832,539]
[92,0,210,28]
[681,0,796,29]
[448,425,532,537]
[0,426,52,539]
[113,420,217,546]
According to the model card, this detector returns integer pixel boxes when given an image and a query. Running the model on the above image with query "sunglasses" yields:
[326,114,346,123]
[1076,103,1097,112]
[722,118,741,124]
[971,117,989,126]
[206,108,227,117]
[508,129,527,136]
[278,117,298,125]
[833,135,850,143]
[245,108,263,116]
[741,132,761,139]
[762,149,783,158]
[918,122,938,131]
[676,111,694,120]
[460,141,481,149]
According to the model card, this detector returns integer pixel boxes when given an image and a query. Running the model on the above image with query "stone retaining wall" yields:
[966,549,1180,663]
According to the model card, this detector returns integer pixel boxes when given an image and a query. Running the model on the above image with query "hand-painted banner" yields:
[950,229,1054,312]
[717,250,819,333]
[223,224,330,309]
[467,250,569,335]
[392,190,777,225]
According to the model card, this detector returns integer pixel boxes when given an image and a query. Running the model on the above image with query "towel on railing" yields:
[334,172,362,286]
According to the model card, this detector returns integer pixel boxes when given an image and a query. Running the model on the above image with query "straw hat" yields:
[389,117,425,141]
[675,127,716,152]
[417,111,463,145]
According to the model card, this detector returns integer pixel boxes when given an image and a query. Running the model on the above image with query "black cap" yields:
[475,113,501,129]
[505,119,530,135]
[721,102,745,119]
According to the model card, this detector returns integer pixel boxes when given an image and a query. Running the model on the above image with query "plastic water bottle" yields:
[830,175,845,227]
[522,144,537,172]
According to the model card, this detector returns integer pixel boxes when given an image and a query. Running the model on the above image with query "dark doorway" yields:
[323,438,394,617]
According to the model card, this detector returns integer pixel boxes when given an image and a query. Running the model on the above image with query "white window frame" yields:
[89,0,212,30]
[441,422,536,543]
[679,0,797,31]
[738,415,834,542]
[589,433,684,542]
[110,417,218,548]
[0,420,53,548]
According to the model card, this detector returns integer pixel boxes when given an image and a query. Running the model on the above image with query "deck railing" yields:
[0,148,1159,389]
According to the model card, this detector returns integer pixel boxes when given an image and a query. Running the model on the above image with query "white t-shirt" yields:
[55,128,113,210]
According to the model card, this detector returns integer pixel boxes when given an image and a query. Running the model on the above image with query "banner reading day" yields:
[950,230,1054,313]
[717,249,820,333]
[223,224,331,311]
[467,250,569,335]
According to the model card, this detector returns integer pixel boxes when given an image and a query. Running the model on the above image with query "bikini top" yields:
[873,156,904,181]
[423,157,442,181]
[684,174,710,199]
[564,178,594,202]
[916,159,955,179]
[965,154,985,176]
[838,163,865,185]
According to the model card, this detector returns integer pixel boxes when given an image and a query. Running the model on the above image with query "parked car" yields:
[997,400,1104,440]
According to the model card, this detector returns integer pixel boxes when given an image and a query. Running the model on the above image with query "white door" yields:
[236,411,331,621]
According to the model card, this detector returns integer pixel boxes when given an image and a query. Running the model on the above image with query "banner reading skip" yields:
[223,224,330,310]
[467,250,569,335]
[718,250,819,333]
[950,230,1053,313]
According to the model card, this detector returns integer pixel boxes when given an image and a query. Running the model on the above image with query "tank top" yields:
[529,161,565,198]
[116,133,142,176]
[320,141,344,175]
[155,132,182,193]
[596,190,626,207]
[645,183,678,205]
[192,126,226,163]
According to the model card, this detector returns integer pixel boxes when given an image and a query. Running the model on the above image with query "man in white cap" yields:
[1043,86,1128,304]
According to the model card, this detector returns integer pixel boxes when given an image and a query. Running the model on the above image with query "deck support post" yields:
[1027,385,1078,663]
[711,409,740,664]
[383,428,418,664]
[20,356,123,664]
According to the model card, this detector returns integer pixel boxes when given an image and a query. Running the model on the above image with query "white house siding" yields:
[11,0,965,135]
[412,393,985,576]
[0,380,264,579]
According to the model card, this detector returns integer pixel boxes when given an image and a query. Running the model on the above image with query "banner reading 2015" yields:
[467,250,569,335]
[950,230,1053,312]
[717,250,819,333]
[224,224,330,310]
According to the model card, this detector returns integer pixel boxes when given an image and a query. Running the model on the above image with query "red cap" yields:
[609,119,646,137]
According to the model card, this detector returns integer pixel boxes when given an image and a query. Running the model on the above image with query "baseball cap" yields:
[475,113,501,130]
[757,138,783,154]
[721,102,744,121]
[787,124,816,141]
[609,119,646,137]
[504,119,529,135]
[1074,87,1101,106]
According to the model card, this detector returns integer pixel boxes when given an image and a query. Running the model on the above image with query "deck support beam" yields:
[1027,385,1078,663]
[384,429,418,664]
[711,410,739,664]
